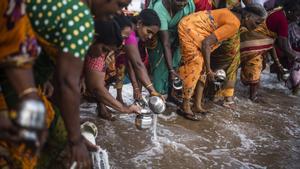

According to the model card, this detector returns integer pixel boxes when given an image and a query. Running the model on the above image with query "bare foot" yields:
[192,106,207,114]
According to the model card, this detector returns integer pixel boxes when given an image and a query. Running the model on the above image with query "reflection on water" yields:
[80,71,300,169]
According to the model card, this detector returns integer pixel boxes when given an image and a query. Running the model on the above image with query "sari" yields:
[178,9,240,99]
[240,8,282,85]
[148,0,195,95]
[286,22,300,93]
[211,31,240,97]
[0,0,39,67]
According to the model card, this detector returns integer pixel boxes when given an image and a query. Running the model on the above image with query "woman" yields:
[178,3,267,120]
[113,14,153,103]
[25,0,132,168]
[116,9,162,99]
[240,0,300,101]
[147,0,195,97]
[85,20,142,118]
[287,21,300,95]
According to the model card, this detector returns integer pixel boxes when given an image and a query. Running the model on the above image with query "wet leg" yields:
[192,81,207,113]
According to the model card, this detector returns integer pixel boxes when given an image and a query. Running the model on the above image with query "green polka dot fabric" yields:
[26,0,94,60]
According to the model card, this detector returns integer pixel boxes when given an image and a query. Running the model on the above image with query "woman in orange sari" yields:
[178,4,267,120]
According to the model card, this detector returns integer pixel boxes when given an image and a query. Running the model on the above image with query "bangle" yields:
[145,83,153,89]
[169,69,175,72]
[19,87,38,98]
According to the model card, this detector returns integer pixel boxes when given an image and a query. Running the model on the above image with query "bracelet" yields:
[145,83,153,89]
[169,69,175,72]
[19,87,38,98]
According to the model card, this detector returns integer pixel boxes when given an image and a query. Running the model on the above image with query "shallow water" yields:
[80,71,300,169]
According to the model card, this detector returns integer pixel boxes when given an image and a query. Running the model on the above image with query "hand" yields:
[276,65,285,81]
[79,80,86,95]
[150,91,166,102]
[127,104,141,114]
[43,81,54,98]
[133,88,142,100]
[0,115,21,142]
[169,69,180,81]
[69,137,92,169]
[207,70,216,82]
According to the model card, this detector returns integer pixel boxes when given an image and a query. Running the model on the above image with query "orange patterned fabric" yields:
[0,89,55,169]
[0,0,38,64]
[178,9,240,99]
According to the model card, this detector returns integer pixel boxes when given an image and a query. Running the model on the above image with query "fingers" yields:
[83,137,99,152]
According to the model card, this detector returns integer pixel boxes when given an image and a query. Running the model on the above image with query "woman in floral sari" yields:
[240,1,300,101]
[148,0,195,97]
[178,4,266,120]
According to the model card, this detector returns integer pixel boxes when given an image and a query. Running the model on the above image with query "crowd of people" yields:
[0,0,299,168]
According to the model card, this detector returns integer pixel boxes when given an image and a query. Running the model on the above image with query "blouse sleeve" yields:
[125,31,138,46]
[213,12,240,42]
[266,11,288,37]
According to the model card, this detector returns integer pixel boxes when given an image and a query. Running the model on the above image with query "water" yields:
[80,70,300,169]
[152,114,158,142]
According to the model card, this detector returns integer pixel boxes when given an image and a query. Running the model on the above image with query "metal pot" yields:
[282,68,290,81]
[148,96,166,114]
[172,77,183,90]
[215,69,226,82]
[135,113,153,130]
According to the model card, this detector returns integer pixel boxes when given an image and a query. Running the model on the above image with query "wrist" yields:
[68,135,83,147]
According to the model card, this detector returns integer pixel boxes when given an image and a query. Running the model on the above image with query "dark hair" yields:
[131,9,161,27]
[244,3,267,18]
[114,14,132,30]
[283,0,300,12]
[232,3,267,19]
[94,20,123,47]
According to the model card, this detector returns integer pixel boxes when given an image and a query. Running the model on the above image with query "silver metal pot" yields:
[215,69,226,82]
[148,96,166,114]
[17,99,46,129]
[135,111,153,130]
[172,77,183,90]
[282,68,290,81]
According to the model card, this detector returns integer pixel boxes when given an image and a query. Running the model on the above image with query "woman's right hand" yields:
[69,138,92,169]
[207,70,216,82]
[169,69,180,81]
[126,104,141,114]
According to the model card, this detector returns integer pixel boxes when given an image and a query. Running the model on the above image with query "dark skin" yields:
[83,0,132,20]
[0,67,42,147]
[49,1,134,168]
[125,21,161,96]
[182,11,263,115]
[53,51,98,169]
[160,0,188,80]
[85,44,141,115]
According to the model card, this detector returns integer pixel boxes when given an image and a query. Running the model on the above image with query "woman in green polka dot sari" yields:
[26,0,97,168]
[25,0,132,168]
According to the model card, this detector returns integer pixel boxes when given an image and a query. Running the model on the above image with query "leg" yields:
[249,83,259,101]
[116,88,124,104]
[192,80,207,113]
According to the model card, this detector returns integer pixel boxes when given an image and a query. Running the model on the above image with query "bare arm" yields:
[159,31,174,71]
[127,60,139,90]
[202,33,218,74]
[277,36,299,58]
[85,69,131,113]
[125,44,157,94]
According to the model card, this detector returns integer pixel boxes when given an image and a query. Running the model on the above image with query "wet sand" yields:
[80,71,300,169]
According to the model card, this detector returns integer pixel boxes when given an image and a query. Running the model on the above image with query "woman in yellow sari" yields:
[178,4,267,120]
[240,1,300,101]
